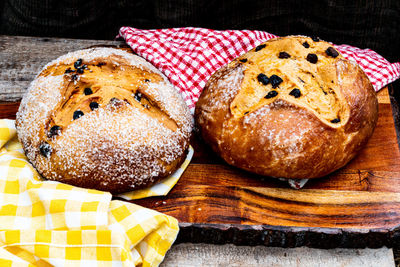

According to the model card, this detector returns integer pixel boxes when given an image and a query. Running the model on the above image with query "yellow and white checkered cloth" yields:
[0,119,183,266]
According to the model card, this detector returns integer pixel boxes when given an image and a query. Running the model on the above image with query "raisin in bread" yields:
[195,36,378,179]
[16,47,193,194]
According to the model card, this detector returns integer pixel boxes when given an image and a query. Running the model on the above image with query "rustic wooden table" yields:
[0,35,397,266]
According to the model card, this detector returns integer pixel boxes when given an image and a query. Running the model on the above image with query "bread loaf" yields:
[16,47,193,193]
[195,36,378,179]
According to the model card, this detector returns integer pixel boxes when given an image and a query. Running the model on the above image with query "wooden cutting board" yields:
[1,35,400,248]
[135,86,400,248]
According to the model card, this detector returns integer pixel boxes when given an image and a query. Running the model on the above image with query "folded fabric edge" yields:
[118,145,194,200]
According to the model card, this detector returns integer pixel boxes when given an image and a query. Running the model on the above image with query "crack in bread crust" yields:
[230,36,350,128]
[43,58,177,136]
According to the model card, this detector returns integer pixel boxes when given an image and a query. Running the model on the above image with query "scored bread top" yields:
[230,36,349,127]
[16,47,193,192]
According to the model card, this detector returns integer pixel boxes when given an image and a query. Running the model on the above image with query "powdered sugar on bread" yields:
[16,47,193,193]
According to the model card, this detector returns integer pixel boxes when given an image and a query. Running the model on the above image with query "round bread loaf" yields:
[16,47,193,194]
[195,36,378,180]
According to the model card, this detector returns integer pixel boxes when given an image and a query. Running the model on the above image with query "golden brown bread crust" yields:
[16,47,193,194]
[195,36,378,179]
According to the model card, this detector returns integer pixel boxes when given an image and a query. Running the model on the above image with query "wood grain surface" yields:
[1,35,400,248]
[134,92,400,247]
[161,244,394,267]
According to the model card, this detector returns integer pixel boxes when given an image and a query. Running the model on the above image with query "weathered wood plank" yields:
[0,35,126,101]
[161,244,394,267]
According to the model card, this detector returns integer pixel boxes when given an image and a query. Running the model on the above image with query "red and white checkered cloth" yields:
[119,27,400,189]
[119,27,400,113]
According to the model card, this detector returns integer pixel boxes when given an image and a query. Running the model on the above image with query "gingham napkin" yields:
[0,119,178,266]
[119,27,400,189]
